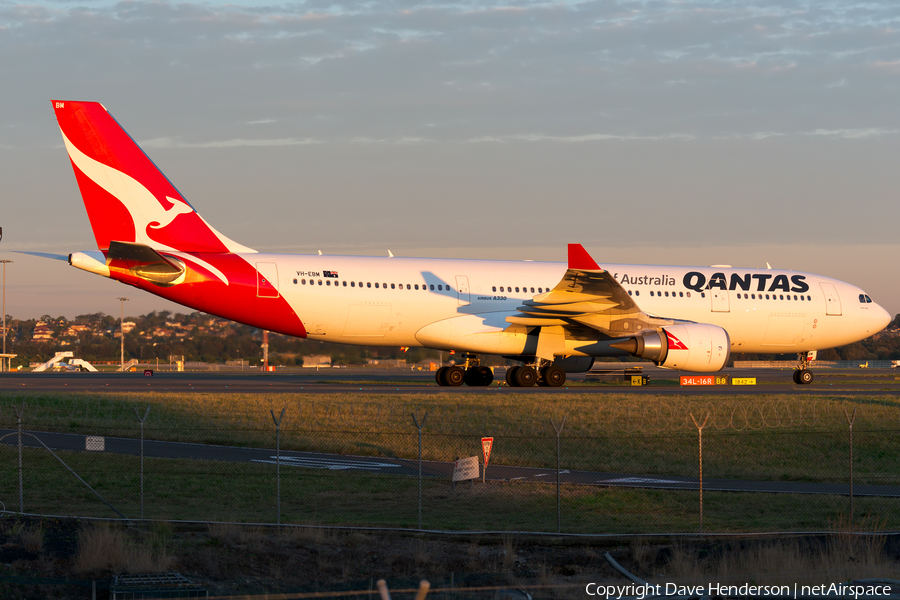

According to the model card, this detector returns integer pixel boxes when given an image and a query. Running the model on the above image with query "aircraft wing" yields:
[505,244,672,358]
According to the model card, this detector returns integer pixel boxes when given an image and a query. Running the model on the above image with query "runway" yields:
[0,366,898,395]
[1,427,896,498]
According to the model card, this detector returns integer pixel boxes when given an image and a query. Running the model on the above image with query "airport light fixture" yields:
[117,297,129,371]
[0,260,10,371]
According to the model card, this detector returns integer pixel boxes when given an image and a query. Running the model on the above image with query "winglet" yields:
[568,244,601,270]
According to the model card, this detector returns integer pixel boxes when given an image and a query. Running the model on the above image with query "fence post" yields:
[690,412,710,534]
[270,407,286,526]
[13,403,23,513]
[411,411,428,529]
[134,406,151,520]
[550,415,567,534]
[843,406,857,531]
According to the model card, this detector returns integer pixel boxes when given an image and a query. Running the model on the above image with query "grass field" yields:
[0,390,898,532]
[1,445,897,533]
[0,391,897,479]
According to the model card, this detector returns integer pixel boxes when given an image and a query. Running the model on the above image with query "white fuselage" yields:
[247,254,889,356]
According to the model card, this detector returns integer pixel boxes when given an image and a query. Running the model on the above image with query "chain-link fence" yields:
[0,393,898,534]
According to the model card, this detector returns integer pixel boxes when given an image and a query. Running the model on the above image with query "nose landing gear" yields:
[793,351,817,385]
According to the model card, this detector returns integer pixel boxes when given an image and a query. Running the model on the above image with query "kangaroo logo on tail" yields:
[53,100,256,284]
[61,131,196,248]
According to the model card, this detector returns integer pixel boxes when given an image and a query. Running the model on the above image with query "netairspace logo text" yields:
[583,583,894,599]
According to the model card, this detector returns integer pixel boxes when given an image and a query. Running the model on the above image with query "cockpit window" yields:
[865,295,872,303]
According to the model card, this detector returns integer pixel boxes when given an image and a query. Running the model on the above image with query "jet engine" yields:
[552,356,595,373]
[610,323,730,372]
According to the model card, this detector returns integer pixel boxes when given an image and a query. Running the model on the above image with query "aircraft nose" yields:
[872,303,892,333]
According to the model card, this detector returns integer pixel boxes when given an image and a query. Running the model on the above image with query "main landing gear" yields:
[434,355,567,387]
[435,353,493,387]
[792,351,816,385]
[506,359,566,388]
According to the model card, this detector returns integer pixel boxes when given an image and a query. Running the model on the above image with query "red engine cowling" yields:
[611,323,731,372]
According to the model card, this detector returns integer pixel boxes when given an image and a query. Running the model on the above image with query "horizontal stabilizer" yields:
[14,251,69,261]
[107,241,185,284]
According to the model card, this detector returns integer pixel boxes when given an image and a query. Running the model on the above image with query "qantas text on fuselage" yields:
[614,272,808,293]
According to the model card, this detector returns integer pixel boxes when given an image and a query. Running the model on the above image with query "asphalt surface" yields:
[0,425,897,498]
[0,366,899,395]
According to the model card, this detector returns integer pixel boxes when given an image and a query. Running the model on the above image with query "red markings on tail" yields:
[51,100,232,254]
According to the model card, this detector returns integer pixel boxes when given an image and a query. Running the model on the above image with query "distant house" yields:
[63,324,91,337]
[32,325,54,341]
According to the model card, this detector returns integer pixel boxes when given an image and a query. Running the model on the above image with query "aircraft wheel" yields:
[506,366,520,386]
[798,369,814,385]
[514,366,537,387]
[445,365,465,386]
[792,370,801,384]
[542,366,566,387]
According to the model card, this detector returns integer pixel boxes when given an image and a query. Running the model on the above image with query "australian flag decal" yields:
[324,270,339,278]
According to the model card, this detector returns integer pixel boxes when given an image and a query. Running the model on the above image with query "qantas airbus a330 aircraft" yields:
[40,100,891,387]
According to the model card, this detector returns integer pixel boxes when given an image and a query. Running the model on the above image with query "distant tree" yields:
[841,343,867,361]
[817,348,840,361]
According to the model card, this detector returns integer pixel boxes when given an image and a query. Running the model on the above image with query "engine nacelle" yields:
[552,356,595,373]
[610,323,731,373]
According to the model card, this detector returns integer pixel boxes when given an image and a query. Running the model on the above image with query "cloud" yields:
[808,128,900,139]
[3,0,899,143]
[141,136,321,148]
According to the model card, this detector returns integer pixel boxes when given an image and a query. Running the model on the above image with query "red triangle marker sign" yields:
[481,437,494,467]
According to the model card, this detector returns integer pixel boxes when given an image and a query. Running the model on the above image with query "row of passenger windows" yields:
[291,278,818,303]
[629,290,703,298]
[631,290,813,302]
[492,286,549,294]
[735,293,812,301]
[294,279,452,291]
[292,279,554,294]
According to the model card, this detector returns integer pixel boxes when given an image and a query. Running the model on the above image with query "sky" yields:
[1,0,899,320]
